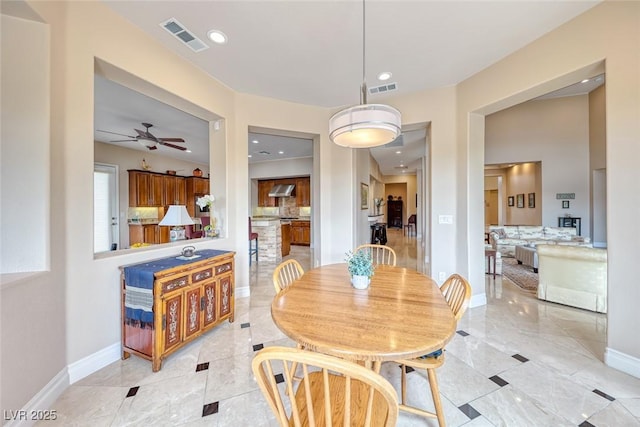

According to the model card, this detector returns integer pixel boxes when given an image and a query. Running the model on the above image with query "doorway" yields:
[94,163,119,252]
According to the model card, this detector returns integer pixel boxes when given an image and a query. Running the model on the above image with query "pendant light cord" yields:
[361,0,368,105]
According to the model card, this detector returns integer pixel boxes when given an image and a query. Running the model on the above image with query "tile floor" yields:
[40,229,640,426]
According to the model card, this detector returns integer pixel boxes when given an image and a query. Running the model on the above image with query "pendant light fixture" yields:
[329,0,401,148]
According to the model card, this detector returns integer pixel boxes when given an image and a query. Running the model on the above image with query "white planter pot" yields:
[351,275,371,289]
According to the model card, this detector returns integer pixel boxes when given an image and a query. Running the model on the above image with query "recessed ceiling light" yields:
[278,151,284,154]
[395,151,401,154]
[581,79,589,83]
[248,154,252,158]
[186,149,192,153]
[207,29,227,44]
[252,140,259,144]
[378,72,392,81]
[400,163,404,167]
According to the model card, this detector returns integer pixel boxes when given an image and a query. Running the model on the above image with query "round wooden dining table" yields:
[271,263,457,369]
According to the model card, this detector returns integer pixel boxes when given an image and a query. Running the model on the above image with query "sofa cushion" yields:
[518,226,544,239]
[494,228,507,239]
[543,226,576,240]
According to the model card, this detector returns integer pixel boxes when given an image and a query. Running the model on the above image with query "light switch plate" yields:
[438,215,453,224]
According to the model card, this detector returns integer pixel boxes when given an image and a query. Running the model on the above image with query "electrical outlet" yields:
[438,272,446,281]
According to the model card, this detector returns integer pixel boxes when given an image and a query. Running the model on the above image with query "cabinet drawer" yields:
[161,275,189,293]
[215,262,233,275]
[191,268,213,283]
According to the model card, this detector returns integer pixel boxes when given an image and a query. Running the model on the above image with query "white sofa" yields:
[488,225,591,257]
[537,245,607,313]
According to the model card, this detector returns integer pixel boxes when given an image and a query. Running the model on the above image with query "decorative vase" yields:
[351,275,371,290]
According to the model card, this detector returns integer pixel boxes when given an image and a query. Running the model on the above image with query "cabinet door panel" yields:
[185,287,201,339]
[163,294,183,352]
[202,282,217,327]
[149,174,164,206]
[219,276,232,317]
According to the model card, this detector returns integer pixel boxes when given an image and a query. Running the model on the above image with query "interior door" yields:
[94,163,119,252]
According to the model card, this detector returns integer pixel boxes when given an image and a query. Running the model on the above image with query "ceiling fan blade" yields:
[146,145,158,150]
[158,138,185,143]
[159,141,187,151]
[134,128,156,140]
[97,129,137,138]
[110,139,138,143]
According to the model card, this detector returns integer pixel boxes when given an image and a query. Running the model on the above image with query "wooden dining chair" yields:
[272,259,305,294]
[394,273,472,426]
[252,346,399,427]
[355,244,397,266]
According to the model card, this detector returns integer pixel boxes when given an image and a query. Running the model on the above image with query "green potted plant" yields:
[345,250,375,289]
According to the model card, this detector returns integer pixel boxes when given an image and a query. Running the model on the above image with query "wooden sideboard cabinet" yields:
[120,249,235,371]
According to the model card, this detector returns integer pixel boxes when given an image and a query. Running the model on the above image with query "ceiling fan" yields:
[97,122,187,151]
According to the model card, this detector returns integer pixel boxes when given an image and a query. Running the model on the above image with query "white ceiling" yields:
[92,0,603,175]
[101,0,600,108]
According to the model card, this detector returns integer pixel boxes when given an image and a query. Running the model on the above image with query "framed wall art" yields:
[528,192,535,208]
[360,183,369,210]
[562,200,570,209]
[508,196,514,207]
[516,193,525,208]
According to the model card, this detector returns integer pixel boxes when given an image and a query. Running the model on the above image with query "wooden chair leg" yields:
[427,368,445,426]
[401,365,407,405]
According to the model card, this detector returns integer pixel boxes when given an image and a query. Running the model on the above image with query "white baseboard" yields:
[470,292,487,308]
[3,368,69,427]
[67,342,121,384]
[236,285,250,298]
[605,347,640,379]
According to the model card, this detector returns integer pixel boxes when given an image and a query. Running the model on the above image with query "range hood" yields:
[268,184,295,197]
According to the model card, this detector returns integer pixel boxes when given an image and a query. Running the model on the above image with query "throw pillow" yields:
[495,228,507,239]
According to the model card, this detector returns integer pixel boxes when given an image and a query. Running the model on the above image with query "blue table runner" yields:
[124,249,232,324]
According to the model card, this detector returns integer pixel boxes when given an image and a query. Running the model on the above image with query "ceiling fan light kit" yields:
[329,0,401,149]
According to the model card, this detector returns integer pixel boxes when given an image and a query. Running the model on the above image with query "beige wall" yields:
[505,162,541,225]
[486,96,589,230]
[2,0,639,415]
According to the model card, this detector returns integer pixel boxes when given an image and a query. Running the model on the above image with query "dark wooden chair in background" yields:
[404,214,417,236]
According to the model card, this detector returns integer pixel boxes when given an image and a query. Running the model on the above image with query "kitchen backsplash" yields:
[128,207,161,221]
[253,199,311,218]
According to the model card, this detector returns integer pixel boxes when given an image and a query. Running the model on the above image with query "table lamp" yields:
[159,205,194,241]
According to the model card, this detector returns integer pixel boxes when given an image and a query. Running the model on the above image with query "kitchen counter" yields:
[250,218,282,263]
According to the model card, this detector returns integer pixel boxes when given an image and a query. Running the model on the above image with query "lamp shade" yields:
[329,104,402,148]
[159,205,194,226]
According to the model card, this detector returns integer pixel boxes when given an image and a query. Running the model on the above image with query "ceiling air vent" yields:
[369,82,398,95]
[160,18,209,53]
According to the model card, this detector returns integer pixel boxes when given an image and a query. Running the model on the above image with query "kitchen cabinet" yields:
[163,176,186,206]
[258,177,310,207]
[121,250,235,371]
[281,222,291,256]
[128,170,164,207]
[296,177,311,207]
[186,176,210,216]
[258,180,277,207]
[129,224,170,245]
[291,220,310,246]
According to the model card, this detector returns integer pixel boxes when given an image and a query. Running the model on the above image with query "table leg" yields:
[492,254,496,279]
